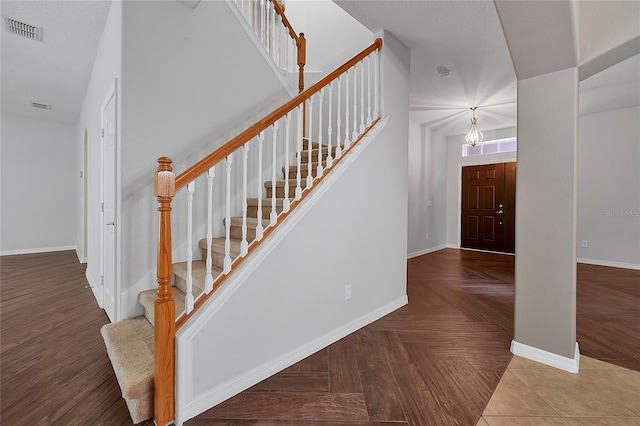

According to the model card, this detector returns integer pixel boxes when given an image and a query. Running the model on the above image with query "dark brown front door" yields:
[461,162,516,253]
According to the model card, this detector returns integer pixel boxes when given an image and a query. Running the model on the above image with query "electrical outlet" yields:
[344,284,352,300]
[581,240,589,248]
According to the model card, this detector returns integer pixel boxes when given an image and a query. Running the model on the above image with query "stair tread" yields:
[226,217,271,227]
[138,287,186,323]
[247,197,286,207]
[198,237,242,256]
[100,316,154,401]
[283,162,320,171]
[264,179,308,189]
[173,260,221,293]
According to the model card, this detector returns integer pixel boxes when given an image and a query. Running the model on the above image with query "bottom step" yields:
[100,316,154,424]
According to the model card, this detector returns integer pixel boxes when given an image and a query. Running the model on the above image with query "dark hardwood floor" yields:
[1,249,638,425]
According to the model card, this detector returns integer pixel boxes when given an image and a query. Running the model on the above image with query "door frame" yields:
[456,156,517,252]
[101,79,121,321]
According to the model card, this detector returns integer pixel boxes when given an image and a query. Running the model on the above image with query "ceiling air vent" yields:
[31,102,51,110]
[2,16,43,41]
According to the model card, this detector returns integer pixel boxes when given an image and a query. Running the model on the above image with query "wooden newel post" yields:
[154,157,176,426]
[298,33,307,137]
[297,32,306,94]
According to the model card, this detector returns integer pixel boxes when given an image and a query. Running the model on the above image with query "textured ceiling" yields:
[1,0,112,123]
[1,0,638,137]
[337,0,640,137]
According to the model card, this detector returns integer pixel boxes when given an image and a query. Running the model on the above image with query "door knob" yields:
[106,221,115,226]
[496,210,504,214]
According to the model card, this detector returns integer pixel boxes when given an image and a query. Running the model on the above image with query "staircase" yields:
[101,140,334,423]
[100,29,382,423]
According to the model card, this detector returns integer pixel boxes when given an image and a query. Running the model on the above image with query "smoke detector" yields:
[437,65,452,78]
[2,16,43,41]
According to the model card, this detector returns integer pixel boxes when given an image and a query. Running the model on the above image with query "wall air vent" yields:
[2,16,43,41]
[31,102,51,110]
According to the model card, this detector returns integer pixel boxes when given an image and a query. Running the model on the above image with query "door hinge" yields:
[101,128,105,138]
[101,276,104,285]
[101,202,104,212]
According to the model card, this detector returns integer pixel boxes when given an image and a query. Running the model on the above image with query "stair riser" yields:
[174,275,205,297]
[247,206,284,220]
[284,169,323,180]
[200,249,227,269]
[267,186,311,199]
[298,151,336,164]
[230,225,258,243]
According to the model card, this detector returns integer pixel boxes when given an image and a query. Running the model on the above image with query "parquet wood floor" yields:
[1,249,638,425]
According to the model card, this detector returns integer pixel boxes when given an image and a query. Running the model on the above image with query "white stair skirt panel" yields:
[173,119,390,425]
[511,340,580,373]
[176,296,407,425]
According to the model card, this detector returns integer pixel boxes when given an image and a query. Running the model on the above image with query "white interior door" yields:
[102,86,117,322]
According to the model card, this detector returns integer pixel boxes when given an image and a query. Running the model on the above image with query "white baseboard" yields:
[446,244,459,249]
[0,245,77,256]
[177,295,408,424]
[577,257,640,271]
[407,244,448,259]
[86,270,103,309]
[511,340,580,373]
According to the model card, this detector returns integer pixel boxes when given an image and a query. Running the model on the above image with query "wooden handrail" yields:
[175,38,382,192]
[270,0,298,43]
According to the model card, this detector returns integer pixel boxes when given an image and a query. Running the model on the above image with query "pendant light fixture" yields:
[465,106,483,147]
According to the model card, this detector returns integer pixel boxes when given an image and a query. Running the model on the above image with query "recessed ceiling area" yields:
[1,0,112,124]
[337,0,640,138]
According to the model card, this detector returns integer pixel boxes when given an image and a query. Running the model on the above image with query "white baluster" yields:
[316,89,324,178]
[336,76,342,159]
[283,113,291,212]
[252,0,257,31]
[344,70,350,151]
[241,144,249,256]
[275,14,281,67]
[185,181,195,313]
[204,167,215,293]
[270,121,279,226]
[295,105,303,200]
[352,66,358,141]
[223,155,233,274]
[367,55,372,126]
[260,0,266,44]
[256,132,265,240]
[374,49,380,119]
[306,97,314,189]
[326,82,334,168]
[360,60,365,133]
[269,1,275,56]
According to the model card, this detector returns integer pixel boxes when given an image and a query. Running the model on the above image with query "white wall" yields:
[407,121,448,257]
[577,106,640,268]
[116,0,292,319]
[76,0,122,302]
[175,29,410,424]
[445,127,517,248]
[1,114,76,254]
[285,0,373,84]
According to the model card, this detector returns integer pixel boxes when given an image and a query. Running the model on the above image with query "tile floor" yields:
[477,355,640,425]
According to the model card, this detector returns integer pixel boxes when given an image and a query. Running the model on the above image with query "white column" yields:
[513,67,579,372]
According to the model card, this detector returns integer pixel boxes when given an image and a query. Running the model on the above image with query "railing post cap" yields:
[155,157,176,197]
